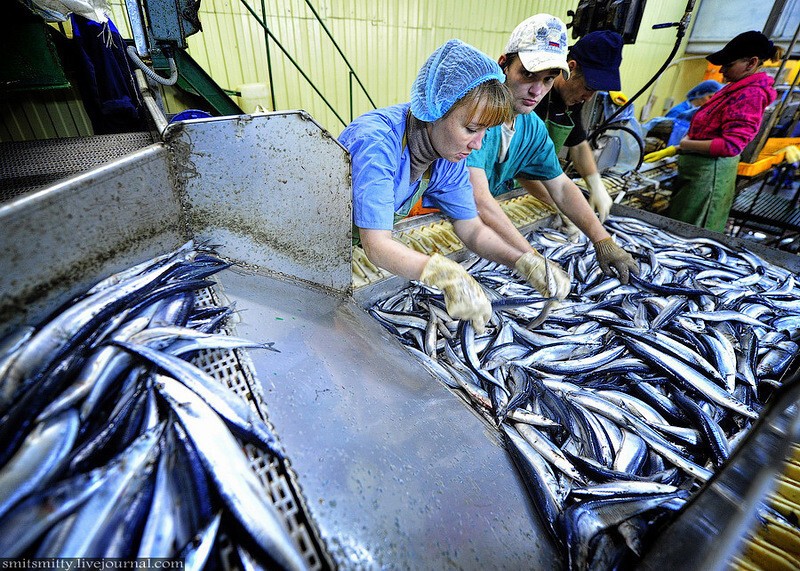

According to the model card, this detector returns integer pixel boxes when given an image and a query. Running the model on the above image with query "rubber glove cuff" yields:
[584,172,613,223]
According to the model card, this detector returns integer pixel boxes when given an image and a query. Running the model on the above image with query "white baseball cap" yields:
[504,14,570,78]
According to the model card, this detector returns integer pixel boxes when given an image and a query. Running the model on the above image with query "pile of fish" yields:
[0,242,307,570]
[369,215,800,569]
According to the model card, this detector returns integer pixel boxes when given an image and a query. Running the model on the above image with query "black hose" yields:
[588,121,646,172]
[587,1,697,146]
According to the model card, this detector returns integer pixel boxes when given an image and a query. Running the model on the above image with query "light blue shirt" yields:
[338,102,478,230]
[665,100,698,122]
[466,112,563,197]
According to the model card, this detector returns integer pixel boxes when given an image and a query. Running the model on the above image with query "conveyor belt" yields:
[352,193,556,288]
[730,185,800,233]
[5,111,798,570]
[0,132,155,202]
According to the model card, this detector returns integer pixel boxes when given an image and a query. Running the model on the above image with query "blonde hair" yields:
[441,79,513,127]
[765,45,785,63]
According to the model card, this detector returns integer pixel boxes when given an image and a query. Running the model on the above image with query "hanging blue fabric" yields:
[70,14,146,134]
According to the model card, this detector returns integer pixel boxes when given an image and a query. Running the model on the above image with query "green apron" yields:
[544,99,574,154]
[666,153,740,233]
[352,121,432,245]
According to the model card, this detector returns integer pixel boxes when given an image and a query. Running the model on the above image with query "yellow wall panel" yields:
[8,1,708,140]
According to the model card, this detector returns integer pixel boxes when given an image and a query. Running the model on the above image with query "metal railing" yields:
[240,0,376,127]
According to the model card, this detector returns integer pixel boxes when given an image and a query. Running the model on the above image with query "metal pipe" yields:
[239,0,348,127]
[303,0,376,109]
[260,0,276,111]
[123,0,149,57]
[135,69,168,135]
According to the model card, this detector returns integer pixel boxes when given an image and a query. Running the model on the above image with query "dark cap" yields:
[706,31,774,66]
[569,30,624,91]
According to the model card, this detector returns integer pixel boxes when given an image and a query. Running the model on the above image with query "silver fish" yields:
[156,376,307,571]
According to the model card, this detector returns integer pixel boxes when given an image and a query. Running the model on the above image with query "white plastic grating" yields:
[192,284,331,570]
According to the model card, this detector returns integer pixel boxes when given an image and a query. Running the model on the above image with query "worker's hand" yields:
[585,172,613,223]
[515,251,571,300]
[594,238,639,284]
[782,145,800,165]
[643,146,678,163]
[608,91,629,106]
[556,212,582,243]
[420,254,492,333]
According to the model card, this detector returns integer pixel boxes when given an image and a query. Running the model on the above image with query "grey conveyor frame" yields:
[0,112,559,569]
[1,112,799,570]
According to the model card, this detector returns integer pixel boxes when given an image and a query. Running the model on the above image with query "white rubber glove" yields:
[420,254,492,333]
[515,251,571,300]
[556,210,582,243]
[585,172,613,223]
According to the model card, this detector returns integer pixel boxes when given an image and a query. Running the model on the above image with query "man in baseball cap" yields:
[524,30,625,229]
[505,14,571,82]
[567,30,624,92]
[466,17,639,287]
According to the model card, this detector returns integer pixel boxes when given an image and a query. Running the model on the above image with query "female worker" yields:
[665,80,724,122]
[645,31,779,232]
[339,40,570,334]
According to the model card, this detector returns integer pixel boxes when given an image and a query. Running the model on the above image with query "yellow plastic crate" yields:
[738,137,800,176]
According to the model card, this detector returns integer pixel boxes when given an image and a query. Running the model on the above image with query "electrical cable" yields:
[126,46,179,86]
[589,122,646,172]
[585,0,697,168]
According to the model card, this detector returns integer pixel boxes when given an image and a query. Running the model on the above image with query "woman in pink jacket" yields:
[646,31,780,232]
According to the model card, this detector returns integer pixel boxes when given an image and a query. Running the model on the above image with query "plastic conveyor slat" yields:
[731,186,800,232]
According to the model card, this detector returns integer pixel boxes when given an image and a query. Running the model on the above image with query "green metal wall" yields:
[5,0,702,141]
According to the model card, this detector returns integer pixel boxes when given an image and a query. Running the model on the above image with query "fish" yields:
[177,512,222,571]
[114,341,283,459]
[502,424,563,544]
[39,422,164,557]
[156,376,307,571]
[0,409,79,520]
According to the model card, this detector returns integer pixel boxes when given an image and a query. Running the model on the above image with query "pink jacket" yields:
[687,72,777,157]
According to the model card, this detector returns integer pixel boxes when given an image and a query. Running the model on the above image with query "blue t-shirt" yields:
[466,112,563,197]
[338,102,478,230]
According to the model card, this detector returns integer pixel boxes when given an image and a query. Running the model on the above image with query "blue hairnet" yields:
[410,39,505,122]
[686,80,723,101]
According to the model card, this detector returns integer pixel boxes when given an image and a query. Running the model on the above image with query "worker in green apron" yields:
[528,30,627,229]
[340,40,572,334]
[466,16,639,285]
[645,31,780,233]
